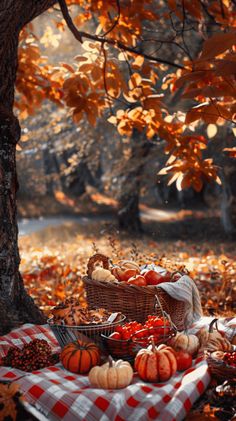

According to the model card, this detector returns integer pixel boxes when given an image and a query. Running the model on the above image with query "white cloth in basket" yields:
[141,264,203,328]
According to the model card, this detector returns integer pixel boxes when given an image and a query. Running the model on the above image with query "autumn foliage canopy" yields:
[16,0,236,192]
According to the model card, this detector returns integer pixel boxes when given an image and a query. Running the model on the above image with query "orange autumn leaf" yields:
[200,31,236,61]
[13,0,236,192]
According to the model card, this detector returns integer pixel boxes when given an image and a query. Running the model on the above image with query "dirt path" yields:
[18,205,230,243]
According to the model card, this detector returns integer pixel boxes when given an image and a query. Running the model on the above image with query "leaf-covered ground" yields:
[19,217,236,317]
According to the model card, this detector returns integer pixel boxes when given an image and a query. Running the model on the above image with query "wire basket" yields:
[101,325,177,364]
[47,314,126,348]
[83,254,187,329]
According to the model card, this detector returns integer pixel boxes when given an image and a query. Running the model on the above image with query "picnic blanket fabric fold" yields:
[158,275,203,328]
[0,324,210,421]
[140,264,203,328]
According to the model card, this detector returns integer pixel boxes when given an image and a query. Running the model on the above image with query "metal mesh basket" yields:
[47,314,126,348]
[101,325,177,364]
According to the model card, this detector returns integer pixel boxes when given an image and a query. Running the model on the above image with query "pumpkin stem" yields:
[150,336,156,352]
[108,356,114,367]
[209,318,218,333]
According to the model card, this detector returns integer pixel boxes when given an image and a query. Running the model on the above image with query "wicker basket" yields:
[83,254,187,329]
[207,355,236,382]
[47,314,126,348]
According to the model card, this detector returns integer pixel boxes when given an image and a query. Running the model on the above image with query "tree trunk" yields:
[220,168,236,236]
[118,187,142,233]
[205,126,236,237]
[220,127,236,236]
[0,1,59,334]
[0,109,46,335]
[117,133,153,233]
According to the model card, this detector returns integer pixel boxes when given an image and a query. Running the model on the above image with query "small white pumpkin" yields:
[89,357,133,389]
[92,267,116,282]
[168,332,200,355]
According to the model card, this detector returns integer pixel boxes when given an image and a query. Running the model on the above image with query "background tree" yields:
[0,0,235,334]
[16,0,236,231]
[0,0,58,335]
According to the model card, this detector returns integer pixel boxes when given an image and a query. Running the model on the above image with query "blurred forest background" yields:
[17,10,236,240]
[15,8,236,321]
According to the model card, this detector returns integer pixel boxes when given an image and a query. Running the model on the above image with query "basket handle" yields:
[209,318,219,333]
[87,253,110,278]
[155,293,177,332]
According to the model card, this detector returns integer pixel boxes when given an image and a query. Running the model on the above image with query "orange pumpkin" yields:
[134,339,177,382]
[60,339,101,374]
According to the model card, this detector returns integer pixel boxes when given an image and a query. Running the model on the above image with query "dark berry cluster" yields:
[223,351,236,367]
[2,339,57,372]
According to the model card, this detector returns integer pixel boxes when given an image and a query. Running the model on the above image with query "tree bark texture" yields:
[0,0,57,335]
[220,128,236,236]
[220,167,236,236]
[205,126,236,236]
[117,133,153,233]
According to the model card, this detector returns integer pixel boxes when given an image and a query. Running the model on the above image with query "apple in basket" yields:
[143,270,171,285]
[127,275,147,286]
[119,269,140,282]
[111,261,140,282]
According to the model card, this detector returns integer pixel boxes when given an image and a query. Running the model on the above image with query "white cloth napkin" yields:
[158,275,203,328]
[141,265,203,329]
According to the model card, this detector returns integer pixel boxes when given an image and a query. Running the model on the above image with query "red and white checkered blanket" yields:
[0,324,210,421]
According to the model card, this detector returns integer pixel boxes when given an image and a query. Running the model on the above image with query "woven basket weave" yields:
[83,254,187,329]
[207,355,236,382]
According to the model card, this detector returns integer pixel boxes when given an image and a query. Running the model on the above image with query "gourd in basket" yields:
[83,253,187,329]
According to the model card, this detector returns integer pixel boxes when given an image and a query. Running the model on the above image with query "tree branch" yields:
[102,0,121,37]
[58,0,82,42]
[58,0,185,70]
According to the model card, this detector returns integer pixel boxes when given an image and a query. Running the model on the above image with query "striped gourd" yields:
[60,340,100,374]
